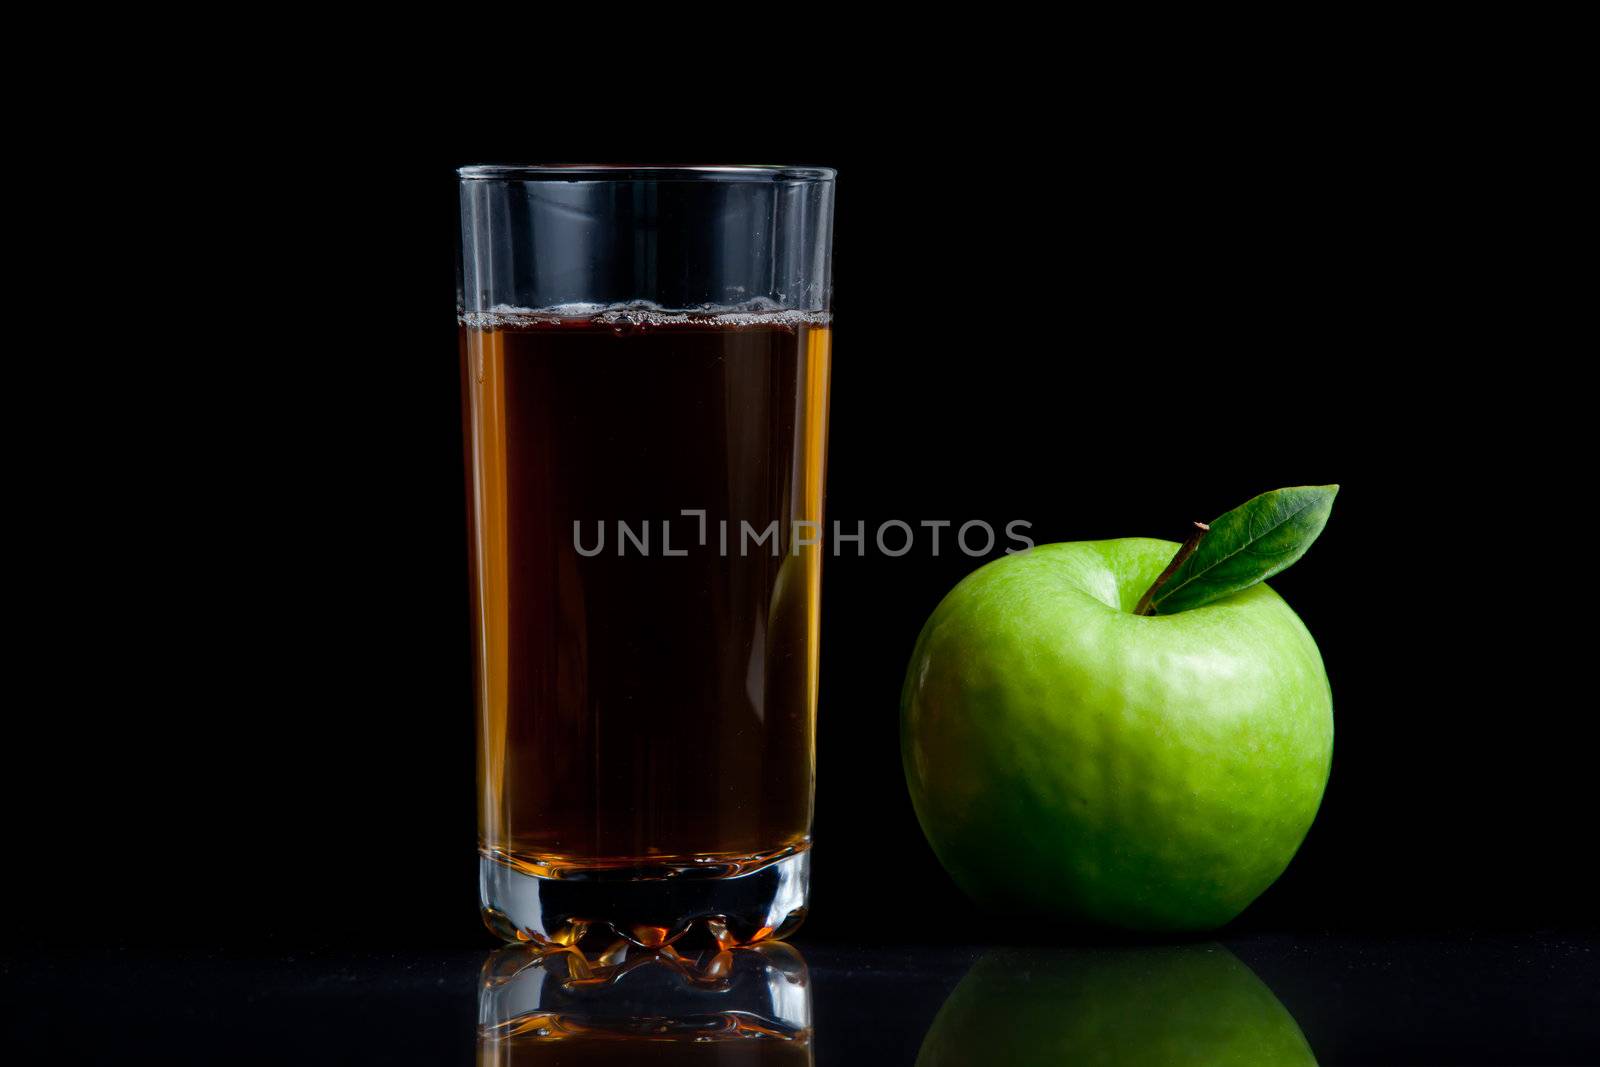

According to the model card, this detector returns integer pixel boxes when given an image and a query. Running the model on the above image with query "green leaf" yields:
[1151,485,1339,614]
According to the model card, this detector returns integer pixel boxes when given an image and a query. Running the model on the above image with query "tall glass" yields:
[458,165,835,947]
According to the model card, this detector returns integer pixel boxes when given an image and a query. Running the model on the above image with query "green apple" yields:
[900,537,1333,931]
[916,945,1318,1066]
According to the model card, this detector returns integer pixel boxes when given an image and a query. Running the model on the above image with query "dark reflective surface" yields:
[4,933,1596,1064]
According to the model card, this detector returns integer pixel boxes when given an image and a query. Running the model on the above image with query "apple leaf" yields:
[1150,485,1339,614]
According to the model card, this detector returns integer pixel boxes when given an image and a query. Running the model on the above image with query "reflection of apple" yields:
[901,539,1333,931]
[916,945,1318,1066]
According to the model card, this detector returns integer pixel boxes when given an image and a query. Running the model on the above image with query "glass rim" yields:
[457,163,835,183]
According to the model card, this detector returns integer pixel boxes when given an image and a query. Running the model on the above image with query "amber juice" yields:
[462,309,830,884]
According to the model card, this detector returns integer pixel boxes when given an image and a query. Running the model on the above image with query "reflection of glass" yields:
[478,941,812,1065]
[916,945,1317,1067]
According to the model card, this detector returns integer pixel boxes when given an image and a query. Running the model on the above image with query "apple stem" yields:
[1134,521,1210,616]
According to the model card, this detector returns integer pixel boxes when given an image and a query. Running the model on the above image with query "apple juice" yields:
[460,308,830,881]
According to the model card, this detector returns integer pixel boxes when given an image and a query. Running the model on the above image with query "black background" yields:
[6,106,1590,958]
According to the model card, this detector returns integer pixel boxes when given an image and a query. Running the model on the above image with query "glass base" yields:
[479,846,810,948]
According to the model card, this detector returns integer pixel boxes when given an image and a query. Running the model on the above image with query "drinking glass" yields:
[458,165,835,947]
